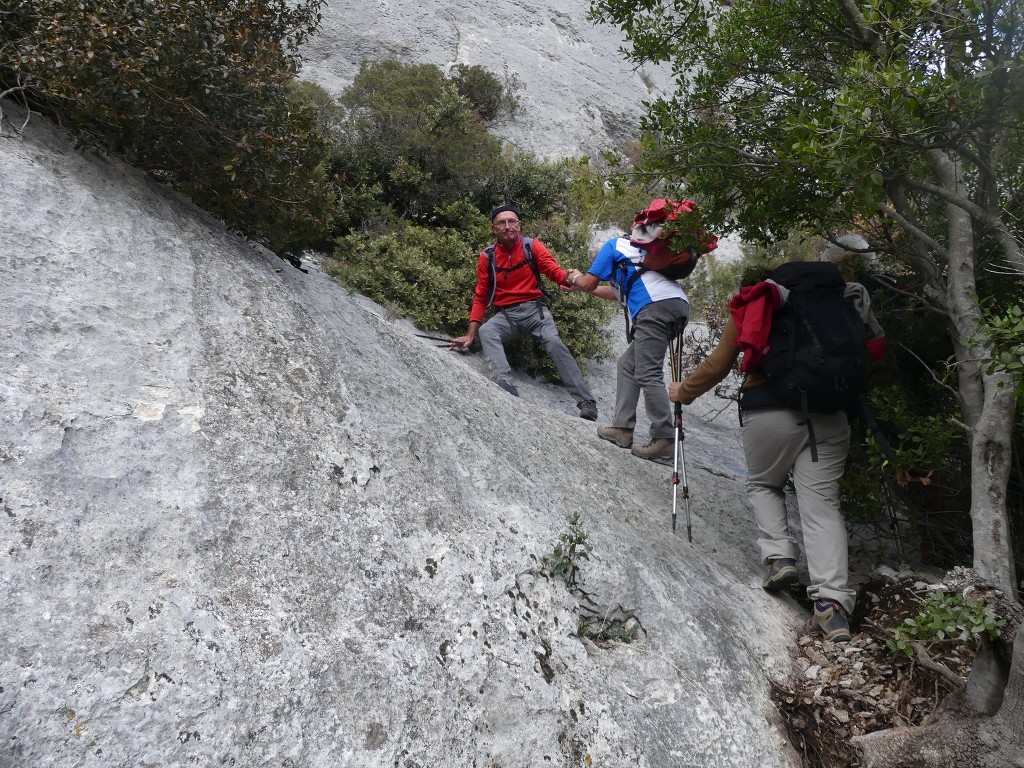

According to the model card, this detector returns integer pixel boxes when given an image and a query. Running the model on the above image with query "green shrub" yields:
[328,222,484,332]
[2,0,336,257]
[546,511,594,588]
[327,202,614,379]
[887,590,1006,657]
[476,150,579,222]
[330,60,506,224]
[450,63,522,123]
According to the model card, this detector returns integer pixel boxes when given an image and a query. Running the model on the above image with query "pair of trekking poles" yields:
[668,318,693,543]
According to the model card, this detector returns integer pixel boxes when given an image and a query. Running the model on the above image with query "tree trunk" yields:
[854,620,1024,768]
[969,369,1018,593]
[928,149,1018,594]
[982,619,1024,755]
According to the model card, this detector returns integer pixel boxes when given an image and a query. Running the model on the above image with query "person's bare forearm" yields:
[565,270,611,298]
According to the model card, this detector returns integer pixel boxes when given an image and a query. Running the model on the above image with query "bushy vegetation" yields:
[451,63,522,123]
[2,6,629,375]
[327,60,506,224]
[1,0,336,258]
[887,590,1006,658]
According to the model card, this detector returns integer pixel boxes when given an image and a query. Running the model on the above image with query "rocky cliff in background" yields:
[0,103,810,766]
[301,0,669,159]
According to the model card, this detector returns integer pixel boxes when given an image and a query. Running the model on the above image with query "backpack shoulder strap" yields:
[608,246,646,342]
[521,237,550,303]
[522,238,543,285]
[484,244,498,309]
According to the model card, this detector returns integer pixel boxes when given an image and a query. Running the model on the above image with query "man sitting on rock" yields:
[451,204,598,421]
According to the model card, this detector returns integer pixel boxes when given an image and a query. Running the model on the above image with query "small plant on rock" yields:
[887,590,1006,658]
[546,511,593,588]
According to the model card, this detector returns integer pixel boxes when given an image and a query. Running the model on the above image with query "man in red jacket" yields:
[451,204,598,420]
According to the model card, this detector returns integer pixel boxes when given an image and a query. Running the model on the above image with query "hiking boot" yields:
[578,400,598,421]
[497,379,519,397]
[805,600,852,643]
[597,426,633,449]
[631,438,674,462]
[762,558,799,592]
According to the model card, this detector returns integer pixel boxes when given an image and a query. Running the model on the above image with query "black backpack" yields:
[759,262,869,456]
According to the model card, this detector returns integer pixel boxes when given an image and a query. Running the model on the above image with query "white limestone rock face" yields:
[301,0,670,159]
[0,105,801,767]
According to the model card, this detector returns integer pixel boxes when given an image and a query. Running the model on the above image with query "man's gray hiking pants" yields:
[742,407,856,613]
[613,298,689,439]
[478,300,594,403]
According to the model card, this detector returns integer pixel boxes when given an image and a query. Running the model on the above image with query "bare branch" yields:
[912,642,966,688]
[0,82,32,137]
[878,282,947,317]
[875,202,949,259]
[903,162,1024,275]
[894,342,966,414]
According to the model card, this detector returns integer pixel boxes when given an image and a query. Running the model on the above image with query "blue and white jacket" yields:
[587,236,688,320]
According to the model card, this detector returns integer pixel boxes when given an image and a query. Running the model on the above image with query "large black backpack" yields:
[759,262,869,456]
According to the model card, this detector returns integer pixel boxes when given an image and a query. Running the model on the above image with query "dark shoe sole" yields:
[763,568,800,592]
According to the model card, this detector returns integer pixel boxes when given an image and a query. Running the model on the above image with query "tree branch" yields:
[912,641,966,688]
[875,202,948,260]
[902,164,1024,275]
[894,342,966,413]
[0,82,32,136]
[833,0,882,50]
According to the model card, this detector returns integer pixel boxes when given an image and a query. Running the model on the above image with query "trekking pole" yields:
[672,402,693,541]
[668,320,692,541]
[415,333,457,347]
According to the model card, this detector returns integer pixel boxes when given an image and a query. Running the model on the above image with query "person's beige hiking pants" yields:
[742,407,856,613]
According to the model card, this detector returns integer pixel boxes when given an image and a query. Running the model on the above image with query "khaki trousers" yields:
[742,408,856,613]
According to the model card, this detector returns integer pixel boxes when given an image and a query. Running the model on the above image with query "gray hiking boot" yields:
[631,437,674,462]
[578,400,598,421]
[762,558,799,592]
[597,426,633,448]
[805,600,852,643]
[497,379,519,397]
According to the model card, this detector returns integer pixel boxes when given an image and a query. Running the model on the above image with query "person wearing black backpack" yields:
[668,238,885,644]
[450,204,598,420]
